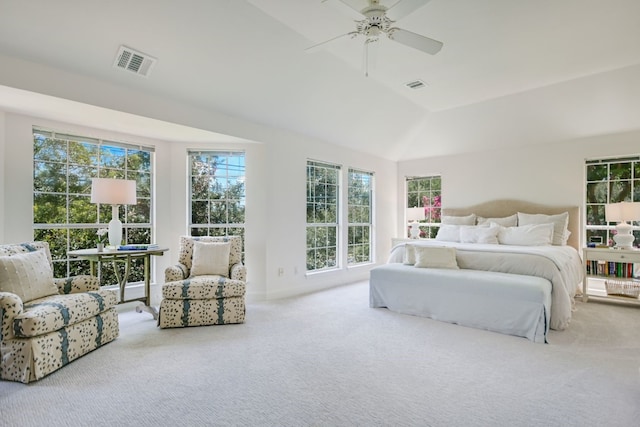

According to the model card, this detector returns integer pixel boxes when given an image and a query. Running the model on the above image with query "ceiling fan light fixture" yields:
[311,0,444,74]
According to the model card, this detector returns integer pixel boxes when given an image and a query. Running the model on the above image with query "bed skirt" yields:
[369,264,552,343]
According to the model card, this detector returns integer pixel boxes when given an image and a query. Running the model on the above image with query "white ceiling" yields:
[0,0,639,161]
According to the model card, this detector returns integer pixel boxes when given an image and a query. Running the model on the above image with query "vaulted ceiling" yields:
[1,0,639,161]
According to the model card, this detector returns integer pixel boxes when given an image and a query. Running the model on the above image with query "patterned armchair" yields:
[0,241,119,383]
[158,236,246,328]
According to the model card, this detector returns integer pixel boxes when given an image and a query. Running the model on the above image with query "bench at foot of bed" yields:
[369,264,551,343]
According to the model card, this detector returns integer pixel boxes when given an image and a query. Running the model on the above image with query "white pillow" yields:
[414,246,459,269]
[460,225,500,244]
[476,214,517,227]
[441,214,476,225]
[190,241,231,277]
[403,244,417,265]
[0,250,58,302]
[435,224,462,242]
[517,212,569,246]
[497,223,554,246]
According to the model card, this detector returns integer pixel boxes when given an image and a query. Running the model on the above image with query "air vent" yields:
[405,79,427,90]
[113,46,157,77]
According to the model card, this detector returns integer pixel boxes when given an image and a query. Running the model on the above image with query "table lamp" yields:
[91,178,137,248]
[407,207,424,239]
[605,201,640,249]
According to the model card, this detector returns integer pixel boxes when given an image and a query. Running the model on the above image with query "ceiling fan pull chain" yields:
[364,41,369,77]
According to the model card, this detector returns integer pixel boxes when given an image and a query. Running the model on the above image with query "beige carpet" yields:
[1,281,639,426]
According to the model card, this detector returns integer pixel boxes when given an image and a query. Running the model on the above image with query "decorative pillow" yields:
[435,224,462,242]
[476,214,518,227]
[403,244,417,265]
[517,212,569,245]
[497,223,554,246]
[460,225,500,244]
[441,214,476,225]
[414,246,459,269]
[0,250,58,302]
[190,241,231,277]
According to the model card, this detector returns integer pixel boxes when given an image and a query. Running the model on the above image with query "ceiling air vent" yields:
[405,79,427,90]
[113,46,157,77]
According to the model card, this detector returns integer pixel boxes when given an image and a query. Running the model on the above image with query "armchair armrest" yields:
[230,263,247,282]
[165,263,189,282]
[54,275,100,294]
[0,291,24,341]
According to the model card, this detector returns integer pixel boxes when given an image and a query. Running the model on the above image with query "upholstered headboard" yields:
[442,199,580,250]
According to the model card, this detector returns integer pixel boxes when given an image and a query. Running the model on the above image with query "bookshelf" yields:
[582,247,640,304]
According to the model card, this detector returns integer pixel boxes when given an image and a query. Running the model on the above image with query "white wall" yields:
[397,129,640,247]
[0,110,397,303]
[0,53,399,302]
[0,111,5,244]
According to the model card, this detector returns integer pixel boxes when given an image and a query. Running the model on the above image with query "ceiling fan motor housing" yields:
[357,4,392,39]
[362,4,388,20]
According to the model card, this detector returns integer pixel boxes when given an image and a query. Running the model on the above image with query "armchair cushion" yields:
[190,241,230,278]
[162,276,245,300]
[14,289,118,338]
[178,236,242,272]
[0,250,58,302]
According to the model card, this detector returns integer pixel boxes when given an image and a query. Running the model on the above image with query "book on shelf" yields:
[117,244,159,251]
[586,260,636,278]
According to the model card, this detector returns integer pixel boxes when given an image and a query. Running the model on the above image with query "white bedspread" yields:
[388,241,584,330]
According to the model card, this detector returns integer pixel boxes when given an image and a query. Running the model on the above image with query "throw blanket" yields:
[389,242,584,330]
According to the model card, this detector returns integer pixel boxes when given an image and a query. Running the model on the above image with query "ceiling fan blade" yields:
[387,28,443,55]
[321,0,365,20]
[386,0,432,21]
[305,32,358,53]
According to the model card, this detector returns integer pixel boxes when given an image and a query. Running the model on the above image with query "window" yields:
[585,156,640,245]
[33,128,153,286]
[307,160,340,272]
[188,151,245,240]
[406,176,442,238]
[347,168,373,265]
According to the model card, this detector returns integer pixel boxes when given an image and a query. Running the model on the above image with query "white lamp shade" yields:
[605,202,640,223]
[91,178,137,205]
[605,203,623,222]
[407,207,424,222]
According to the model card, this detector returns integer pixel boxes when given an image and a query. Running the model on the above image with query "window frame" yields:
[347,168,374,266]
[187,150,246,240]
[406,175,442,239]
[306,160,341,273]
[585,156,640,246]
[32,128,154,285]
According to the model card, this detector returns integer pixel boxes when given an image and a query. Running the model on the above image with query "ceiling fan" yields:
[307,0,443,75]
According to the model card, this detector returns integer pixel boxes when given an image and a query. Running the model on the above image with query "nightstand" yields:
[582,247,640,304]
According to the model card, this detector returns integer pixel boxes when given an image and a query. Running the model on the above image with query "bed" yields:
[369,200,584,343]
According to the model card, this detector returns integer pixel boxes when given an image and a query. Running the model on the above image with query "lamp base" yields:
[409,222,421,239]
[108,204,122,247]
[613,221,635,250]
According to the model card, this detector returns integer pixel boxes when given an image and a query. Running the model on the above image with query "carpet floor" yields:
[1,281,639,427]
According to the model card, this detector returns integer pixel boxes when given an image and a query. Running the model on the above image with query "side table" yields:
[582,247,640,304]
[68,246,169,319]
